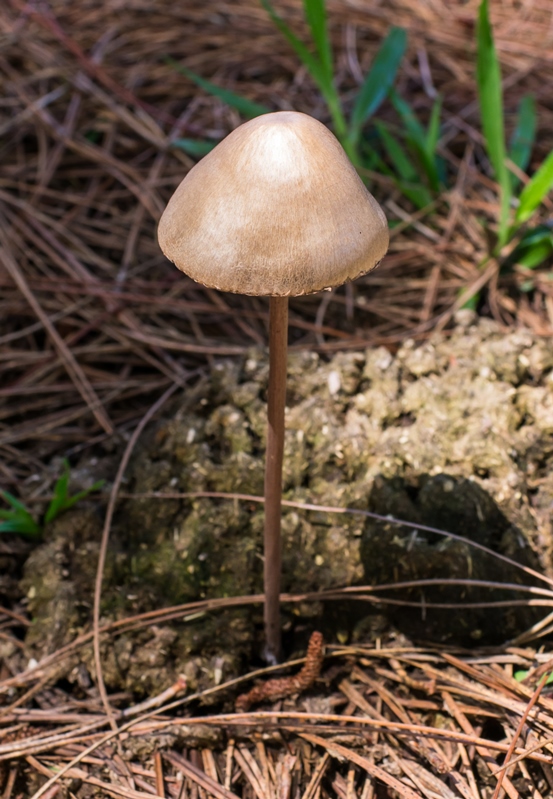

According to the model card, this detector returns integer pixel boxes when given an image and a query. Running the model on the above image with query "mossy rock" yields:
[21,318,553,693]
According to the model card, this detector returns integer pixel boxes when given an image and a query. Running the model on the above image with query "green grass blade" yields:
[390,91,426,146]
[44,462,70,524]
[375,123,433,208]
[56,461,71,501]
[390,91,440,191]
[61,480,106,513]
[303,0,332,80]
[45,476,106,524]
[0,518,40,536]
[349,27,407,145]
[260,0,331,94]
[0,494,40,536]
[0,520,22,534]
[44,494,64,524]
[397,183,434,210]
[376,122,417,181]
[0,489,29,513]
[359,143,380,171]
[510,226,553,268]
[509,95,536,188]
[476,0,506,179]
[172,139,217,157]
[260,0,348,143]
[167,59,270,119]
[476,0,511,246]
[515,150,553,224]
[426,96,442,159]
[515,669,553,685]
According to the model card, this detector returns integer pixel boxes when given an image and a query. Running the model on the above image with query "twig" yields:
[93,383,179,731]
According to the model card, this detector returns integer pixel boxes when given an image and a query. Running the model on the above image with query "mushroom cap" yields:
[158,111,388,296]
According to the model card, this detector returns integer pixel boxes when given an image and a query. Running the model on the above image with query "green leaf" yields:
[426,96,443,160]
[0,492,40,537]
[389,91,441,191]
[0,520,21,533]
[1,464,104,538]
[376,122,417,181]
[397,183,435,210]
[44,499,61,525]
[303,0,332,81]
[509,95,536,189]
[260,0,332,95]
[57,458,71,497]
[476,0,507,180]
[510,226,553,268]
[476,0,511,246]
[0,489,29,513]
[44,465,69,525]
[359,143,380,171]
[461,293,480,311]
[167,59,270,119]
[172,139,217,157]
[44,464,105,525]
[349,27,407,145]
[0,518,41,536]
[390,91,426,147]
[375,123,433,209]
[59,481,106,514]
[514,669,553,684]
[516,150,553,224]
[259,0,348,144]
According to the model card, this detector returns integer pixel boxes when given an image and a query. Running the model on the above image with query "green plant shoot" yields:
[0,460,104,539]
[475,0,553,274]
[509,95,536,191]
[169,0,406,170]
[476,0,511,249]
[0,491,41,537]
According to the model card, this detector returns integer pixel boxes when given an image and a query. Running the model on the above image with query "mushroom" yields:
[158,111,388,662]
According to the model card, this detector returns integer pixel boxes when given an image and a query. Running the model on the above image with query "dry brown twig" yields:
[235,632,325,712]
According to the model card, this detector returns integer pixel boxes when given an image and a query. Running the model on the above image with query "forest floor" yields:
[2,0,553,796]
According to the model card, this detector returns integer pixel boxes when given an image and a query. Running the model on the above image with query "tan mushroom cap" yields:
[158,111,388,297]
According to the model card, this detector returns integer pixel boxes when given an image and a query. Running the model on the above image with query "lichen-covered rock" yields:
[21,509,101,655]
[21,318,553,689]
[123,317,552,646]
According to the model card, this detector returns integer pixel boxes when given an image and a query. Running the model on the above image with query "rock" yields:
[21,318,553,687]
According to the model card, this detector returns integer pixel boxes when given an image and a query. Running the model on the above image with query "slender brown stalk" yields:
[263,296,289,663]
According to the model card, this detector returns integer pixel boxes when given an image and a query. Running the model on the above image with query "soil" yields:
[16,314,553,700]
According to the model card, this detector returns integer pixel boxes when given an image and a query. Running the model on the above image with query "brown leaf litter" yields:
[1,0,553,483]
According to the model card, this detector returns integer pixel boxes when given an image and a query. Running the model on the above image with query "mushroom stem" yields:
[263,295,289,663]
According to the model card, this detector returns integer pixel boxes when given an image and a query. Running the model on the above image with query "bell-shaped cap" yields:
[158,111,388,296]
